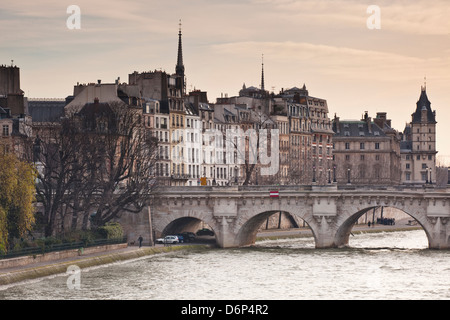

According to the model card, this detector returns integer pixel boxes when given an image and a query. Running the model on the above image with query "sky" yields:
[1,0,450,162]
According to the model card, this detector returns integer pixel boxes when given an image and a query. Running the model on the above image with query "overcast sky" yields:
[1,0,450,161]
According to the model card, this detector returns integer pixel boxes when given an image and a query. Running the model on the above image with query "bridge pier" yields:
[214,216,239,248]
[427,217,450,249]
[311,215,340,249]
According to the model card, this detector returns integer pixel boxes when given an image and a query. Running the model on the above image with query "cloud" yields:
[209,40,450,83]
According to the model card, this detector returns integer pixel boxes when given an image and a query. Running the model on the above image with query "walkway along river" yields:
[0,228,449,300]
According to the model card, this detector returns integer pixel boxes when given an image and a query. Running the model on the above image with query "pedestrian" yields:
[368,221,371,227]
[138,235,143,248]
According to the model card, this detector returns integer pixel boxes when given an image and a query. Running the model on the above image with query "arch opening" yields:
[337,206,430,249]
[159,217,216,244]
[237,210,314,247]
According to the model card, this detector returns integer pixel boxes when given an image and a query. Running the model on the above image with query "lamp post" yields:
[328,168,331,184]
[426,167,429,184]
[234,165,238,184]
[429,168,432,184]
[213,165,216,186]
[347,168,351,184]
[333,164,336,183]
[312,166,316,183]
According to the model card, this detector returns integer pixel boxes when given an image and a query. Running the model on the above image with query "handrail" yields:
[0,237,127,260]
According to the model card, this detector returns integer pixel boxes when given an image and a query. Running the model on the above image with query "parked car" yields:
[156,235,179,244]
[180,232,196,242]
[196,228,215,236]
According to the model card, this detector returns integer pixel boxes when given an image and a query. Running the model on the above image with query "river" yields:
[0,229,449,300]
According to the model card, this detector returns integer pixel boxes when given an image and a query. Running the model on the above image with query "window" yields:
[360,143,365,150]
[375,155,380,161]
[345,143,350,150]
[406,163,410,169]
[428,155,432,160]
[360,155,365,161]
[2,125,9,137]
[345,155,350,161]
[422,163,427,169]
[375,143,380,150]
[406,173,411,181]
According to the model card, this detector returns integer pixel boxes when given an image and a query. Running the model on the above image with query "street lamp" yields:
[429,168,432,184]
[333,165,337,183]
[347,168,351,184]
[234,165,238,184]
[426,167,429,184]
[213,165,216,185]
[328,168,331,184]
[312,166,316,183]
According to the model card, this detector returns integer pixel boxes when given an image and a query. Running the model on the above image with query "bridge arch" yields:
[153,211,221,245]
[335,205,432,248]
[235,210,316,247]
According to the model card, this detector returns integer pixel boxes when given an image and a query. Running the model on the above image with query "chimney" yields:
[334,113,340,133]
[364,111,372,133]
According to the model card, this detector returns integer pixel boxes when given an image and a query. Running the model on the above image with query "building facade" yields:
[400,86,437,184]
[332,112,401,185]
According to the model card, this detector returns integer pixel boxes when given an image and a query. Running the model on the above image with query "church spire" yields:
[175,19,185,95]
[176,19,185,76]
[260,54,265,92]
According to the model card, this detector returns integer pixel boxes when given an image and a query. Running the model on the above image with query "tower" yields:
[409,84,437,183]
[175,20,185,95]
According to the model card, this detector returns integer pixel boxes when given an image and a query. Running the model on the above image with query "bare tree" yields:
[33,101,159,236]
[225,109,278,185]
[32,119,84,237]
[72,102,159,227]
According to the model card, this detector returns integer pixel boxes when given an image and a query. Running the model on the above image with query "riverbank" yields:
[0,244,212,286]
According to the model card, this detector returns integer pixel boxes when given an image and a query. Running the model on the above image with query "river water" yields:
[0,229,449,300]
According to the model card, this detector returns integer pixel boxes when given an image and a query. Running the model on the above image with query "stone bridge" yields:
[122,185,450,250]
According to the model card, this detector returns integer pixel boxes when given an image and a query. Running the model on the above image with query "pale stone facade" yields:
[400,86,437,184]
[332,112,401,185]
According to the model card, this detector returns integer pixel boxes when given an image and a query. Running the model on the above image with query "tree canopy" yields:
[0,153,37,252]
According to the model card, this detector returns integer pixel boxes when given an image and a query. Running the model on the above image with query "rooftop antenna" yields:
[10,60,14,67]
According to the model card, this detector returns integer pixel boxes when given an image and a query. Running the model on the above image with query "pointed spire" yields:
[260,54,265,92]
[176,19,185,76]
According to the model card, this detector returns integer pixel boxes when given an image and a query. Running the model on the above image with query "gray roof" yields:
[333,121,386,137]
[28,100,66,122]
[400,140,412,151]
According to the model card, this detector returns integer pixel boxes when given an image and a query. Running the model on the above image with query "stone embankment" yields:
[0,244,211,286]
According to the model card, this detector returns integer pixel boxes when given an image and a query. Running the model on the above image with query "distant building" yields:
[0,64,32,159]
[0,64,26,117]
[400,86,437,184]
[332,112,401,185]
